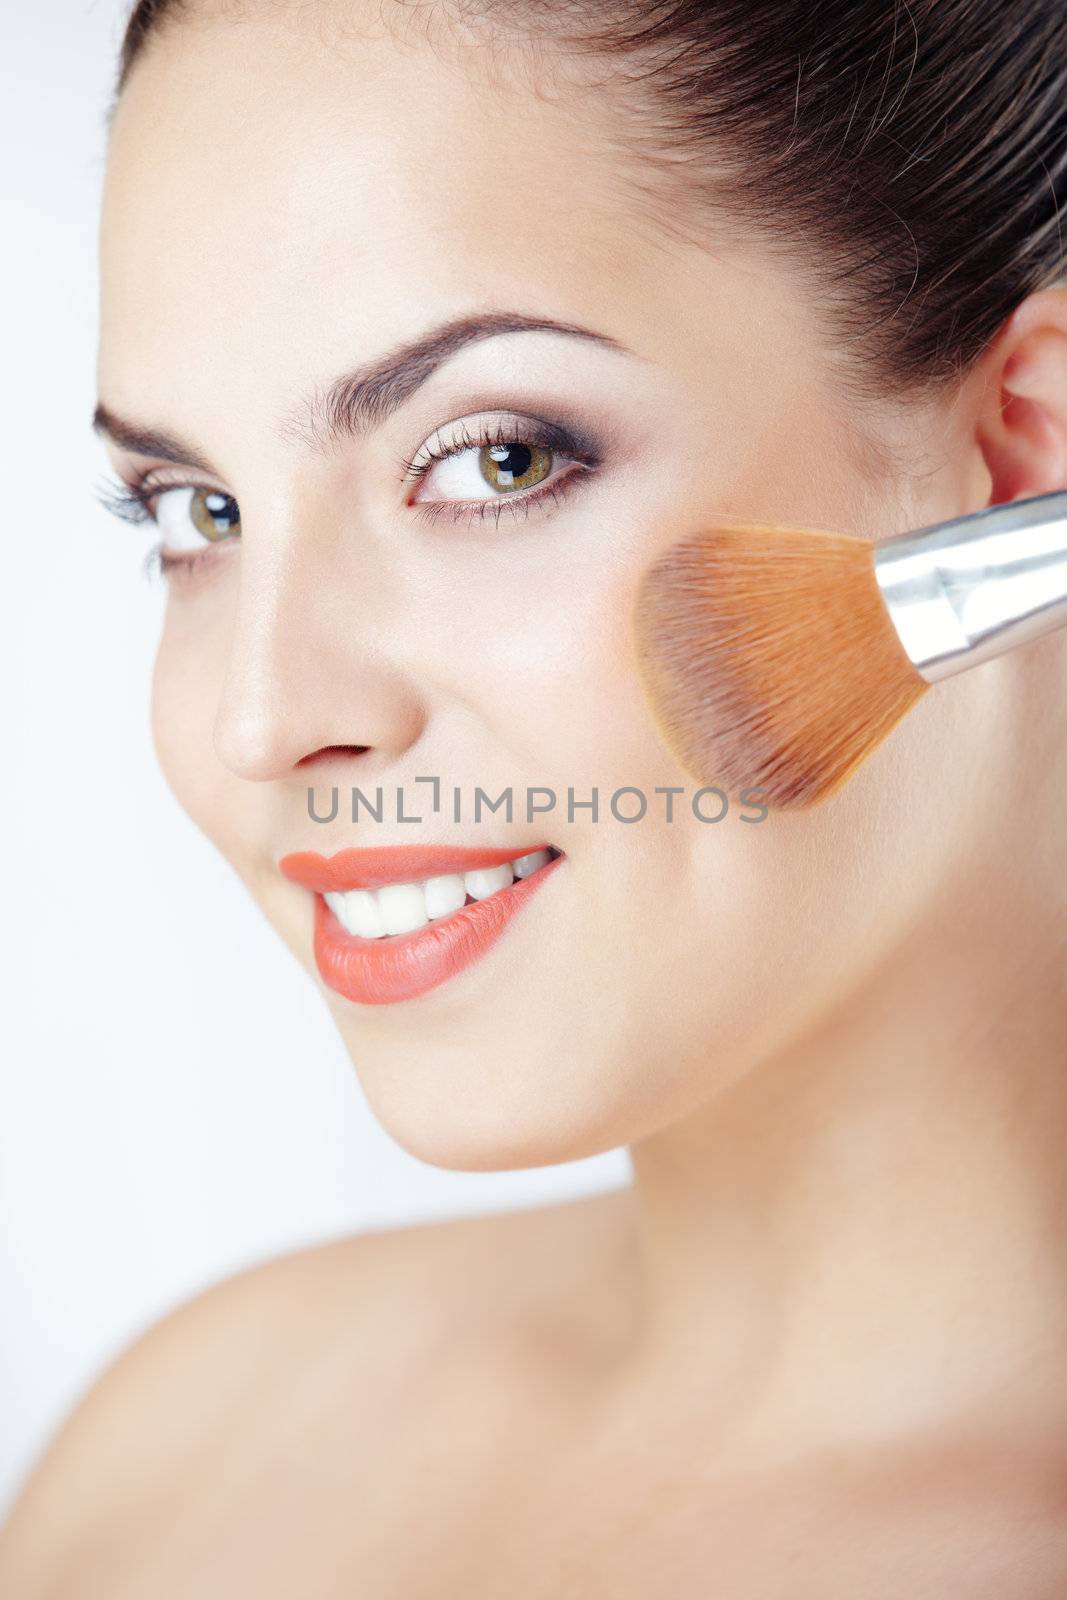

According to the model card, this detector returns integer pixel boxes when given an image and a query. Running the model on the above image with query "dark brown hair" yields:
[115,0,1066,405]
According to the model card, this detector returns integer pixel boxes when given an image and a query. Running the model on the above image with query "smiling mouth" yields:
[279,843,566,1005]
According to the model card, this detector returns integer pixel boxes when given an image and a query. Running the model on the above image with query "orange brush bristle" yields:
[631,518,929,809]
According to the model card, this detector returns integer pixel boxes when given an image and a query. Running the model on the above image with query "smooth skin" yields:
[3,3,1067,1595]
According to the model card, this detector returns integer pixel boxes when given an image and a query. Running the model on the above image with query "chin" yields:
[334,1028,640,1173]
[365,1082,626,1173]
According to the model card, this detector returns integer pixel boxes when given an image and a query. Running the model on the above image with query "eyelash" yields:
[96,415,601,582]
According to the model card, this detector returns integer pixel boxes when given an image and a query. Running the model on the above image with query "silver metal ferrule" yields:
[872,489,1067,683]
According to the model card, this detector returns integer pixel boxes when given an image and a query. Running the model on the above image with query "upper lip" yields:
[278,843,558,893]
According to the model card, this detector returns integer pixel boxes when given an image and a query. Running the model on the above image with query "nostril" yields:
[296,745,373,767]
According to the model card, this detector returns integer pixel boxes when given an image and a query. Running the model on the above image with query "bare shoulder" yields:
[0,1186,633,1597]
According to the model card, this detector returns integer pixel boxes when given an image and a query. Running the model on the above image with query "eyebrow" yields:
[92,309,635,467]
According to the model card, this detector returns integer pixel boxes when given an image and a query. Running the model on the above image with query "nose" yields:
[211,509,427,783]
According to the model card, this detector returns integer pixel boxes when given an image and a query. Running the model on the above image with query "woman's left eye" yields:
[418,439,555,501]
[405,418,599,524]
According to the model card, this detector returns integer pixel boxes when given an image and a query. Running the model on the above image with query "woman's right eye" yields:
[155,486,242,551]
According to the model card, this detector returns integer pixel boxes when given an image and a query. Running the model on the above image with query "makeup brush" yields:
[631,488,1067,809]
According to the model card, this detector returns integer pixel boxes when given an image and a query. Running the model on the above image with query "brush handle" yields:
[873,488,1067,682]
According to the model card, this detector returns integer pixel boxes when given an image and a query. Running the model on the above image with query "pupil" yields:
[496,444,532,476]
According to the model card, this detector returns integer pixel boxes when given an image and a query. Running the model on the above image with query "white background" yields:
[0,1,629,1516]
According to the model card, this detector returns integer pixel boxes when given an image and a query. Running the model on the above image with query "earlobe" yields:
[974,287,1067,505]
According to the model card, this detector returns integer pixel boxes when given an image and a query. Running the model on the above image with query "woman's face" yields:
[98,3,1006,1167]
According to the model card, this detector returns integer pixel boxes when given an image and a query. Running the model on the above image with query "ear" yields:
[973,284,1067,505]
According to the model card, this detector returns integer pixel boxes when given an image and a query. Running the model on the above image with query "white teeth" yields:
[345,889,386,939]
[464,863,515,900]
[325,889,385,938]
[512,849,550,879]
[325,850,555,938]
[424,874,467,919]
[376,882,430,936]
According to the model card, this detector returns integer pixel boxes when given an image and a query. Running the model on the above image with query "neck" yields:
[619,860,1067,1467]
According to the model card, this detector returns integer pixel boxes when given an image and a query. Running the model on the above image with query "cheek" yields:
[453,493,697,795]
[652,688,994,1080]
[582,798,910,1106]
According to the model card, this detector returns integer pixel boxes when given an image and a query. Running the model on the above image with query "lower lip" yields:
[311,854,564,1006]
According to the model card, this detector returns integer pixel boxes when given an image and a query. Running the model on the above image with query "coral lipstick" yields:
[279,844,563,1006]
